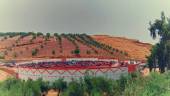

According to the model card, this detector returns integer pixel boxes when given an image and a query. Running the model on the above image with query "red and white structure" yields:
[16,58,139,81]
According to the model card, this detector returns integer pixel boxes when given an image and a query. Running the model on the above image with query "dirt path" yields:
[0,69,12,81]
[0,66,17,81]
[0,67,16,76]
[47,89,58,96]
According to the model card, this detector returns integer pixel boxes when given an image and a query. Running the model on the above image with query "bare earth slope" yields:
[0,34,151,61]
[0,34,128,60]
[92,35,152,60]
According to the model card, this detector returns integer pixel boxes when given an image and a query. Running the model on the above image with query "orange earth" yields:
[0,34,151,61]
[92,35,152,60]
[0,35,130,61]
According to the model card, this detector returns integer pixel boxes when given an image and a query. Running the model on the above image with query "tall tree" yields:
[147,44,158,71]
[45,33,51,41]
[149,12,170,72]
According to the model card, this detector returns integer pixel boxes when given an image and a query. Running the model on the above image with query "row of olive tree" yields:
[61,34,81,55]
[68,34,99,54]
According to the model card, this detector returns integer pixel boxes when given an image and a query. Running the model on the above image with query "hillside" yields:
[0,32,129,61]
[92,35,152,60]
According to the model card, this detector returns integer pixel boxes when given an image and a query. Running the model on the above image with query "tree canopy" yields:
[148,12,170,72]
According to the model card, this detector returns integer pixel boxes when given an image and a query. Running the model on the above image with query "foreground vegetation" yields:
[1,72,170,96]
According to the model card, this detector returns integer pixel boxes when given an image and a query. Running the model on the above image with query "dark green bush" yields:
[32,49,38,56]
[52,50,55,55]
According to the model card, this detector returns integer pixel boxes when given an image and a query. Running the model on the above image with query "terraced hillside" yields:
[0,32,129,60]
[92,35,152,60]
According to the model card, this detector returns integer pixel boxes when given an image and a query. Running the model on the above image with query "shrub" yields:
[32,49,38,56]
[40,45,44,48]
[54,33,58,37]
[94,50,98,54]
[64,81,84,96]
[29,39,33,43]
[124,52,128,56]
[86,50,91,55]
[45,33,50,41]
[4,36,7,40]
[37,32,43,37]
[8,47,12,51]
[13,52,17,58]
[46,33,50,37]
[0,54,4,59]
[74,49,80,55]
[51,79,67,95]
[52,50,55,55]
[32,35,36,40]
[20,51,23,54]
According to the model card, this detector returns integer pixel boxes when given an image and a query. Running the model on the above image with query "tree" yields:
[54,33,58,37]
[52,50,55,55]
[45,33,50,41]
[19,32,29,38]
[0,54,4,59]
[51,79,67,96]
[84,76,93,95]
[86,50,91,55]
[74,49,80,55]
[37,32,43,37]
[13,52,17,58]
[32,34,36,40]
[20,51,23,54]
[165,42,170,70]
[32,49,38,56]
[4,36,7,40]
[148,12,170,73]
[40,45,44,48]
[147,44,159,71]
[65,81,83,96]
[36,79,49,96]
[83,76,114,96]
[28,32,36,36]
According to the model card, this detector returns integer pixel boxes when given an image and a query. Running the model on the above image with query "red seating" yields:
[18,61,125,70]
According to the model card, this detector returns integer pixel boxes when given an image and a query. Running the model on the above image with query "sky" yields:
[0,0,170,44]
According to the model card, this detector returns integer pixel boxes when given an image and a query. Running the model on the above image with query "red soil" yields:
[0,34,151,61]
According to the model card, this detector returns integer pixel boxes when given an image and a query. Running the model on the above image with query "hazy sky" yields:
[0,0,170,44]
